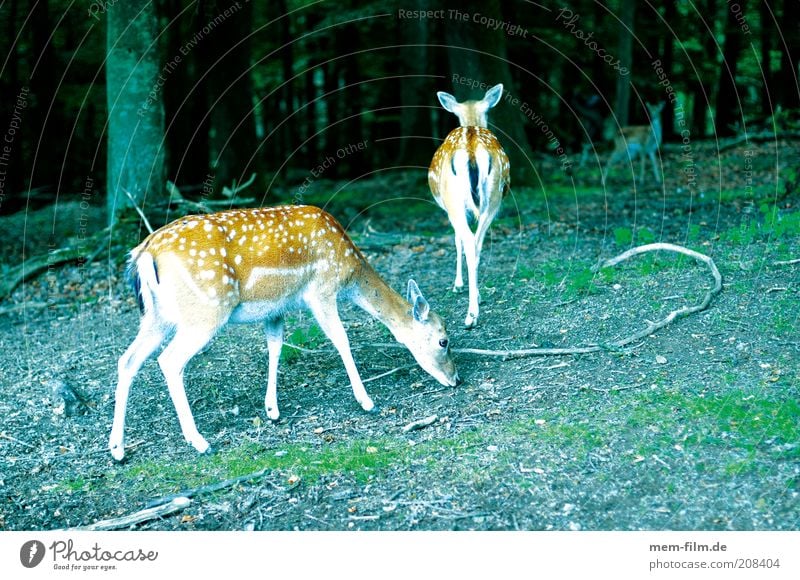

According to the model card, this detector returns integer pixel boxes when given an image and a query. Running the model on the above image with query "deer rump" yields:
[447,135,497,230]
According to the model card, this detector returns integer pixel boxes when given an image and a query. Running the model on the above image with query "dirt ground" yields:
[1,142,798,531]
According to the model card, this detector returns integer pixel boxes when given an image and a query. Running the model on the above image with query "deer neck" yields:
[350,263,412,343]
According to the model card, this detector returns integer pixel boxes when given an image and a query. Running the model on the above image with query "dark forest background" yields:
[0,0,798,220]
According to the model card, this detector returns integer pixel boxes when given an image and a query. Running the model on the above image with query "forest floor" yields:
[1,141,798,531]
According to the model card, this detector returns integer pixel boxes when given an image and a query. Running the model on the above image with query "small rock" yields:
[655,355,667,364]
[46,379,85,417]
[486,445,499,452]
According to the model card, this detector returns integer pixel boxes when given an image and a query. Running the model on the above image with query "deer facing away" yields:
[602,101,665,185]
[429,83,510,329]
[108,205,459,460]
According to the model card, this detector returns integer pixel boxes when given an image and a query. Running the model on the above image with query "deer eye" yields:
[438,338,449,349]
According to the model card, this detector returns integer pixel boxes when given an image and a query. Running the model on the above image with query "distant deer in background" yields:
[602,101,665,185]
[429,83,510,329]
[108,205,459,461]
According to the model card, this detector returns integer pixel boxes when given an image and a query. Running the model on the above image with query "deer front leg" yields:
[649,150,661,183]
[307,297,375,413]
[264,317,285,421]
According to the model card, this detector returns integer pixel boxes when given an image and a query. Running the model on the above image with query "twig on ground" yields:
[76,497,192,531]
[0,302,48,316]
[145,467,278,508]
[363,364,415,384]
[0,431,37,449]
[402,415,438,433]
[773,258,800,266]
[122,188,153,234]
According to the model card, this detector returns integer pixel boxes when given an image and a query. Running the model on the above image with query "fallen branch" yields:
[0,227,110,299]
[716,131,800,153]
[453,242,722,358]
[145,467,276,509]
[402,415,438,433]
[773,258,800,266]
[76,497,192,531]
[79,466,278,530]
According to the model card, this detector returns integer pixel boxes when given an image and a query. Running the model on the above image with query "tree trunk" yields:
[759,0,773,118]
[443,0,532,183]
[715,1,747,136]
[277,0,296,170]
[777,0,800,109]
[661,0,676,140]
[397,0,432,167]
[106,0,165,224]
[206,0,258,192]
[30,0,61,189]
[163,0,207,187]
[614,0,635,126]
[692,0,717,137]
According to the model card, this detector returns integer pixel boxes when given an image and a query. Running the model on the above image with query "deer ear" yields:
[407,279,421,303]
[482,84,503,109]
[407,279,429,322]
[437,91,459,113]
[412,294,430,322]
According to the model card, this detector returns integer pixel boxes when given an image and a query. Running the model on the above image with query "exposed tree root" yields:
[454,243,722,358]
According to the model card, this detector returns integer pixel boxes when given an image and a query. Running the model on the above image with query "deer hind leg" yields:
[474,207,499,306]
[461,228,480,329]
[639,149,648,183]
[453,231,464,292]
[157,326,218,454]
[306,296,374,413]
[109,315,170,461]
[264,317,285,421]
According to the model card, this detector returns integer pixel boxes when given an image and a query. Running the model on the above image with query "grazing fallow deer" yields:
[602,101,665,185]
[429,83,510,329]
[109,205,459,460]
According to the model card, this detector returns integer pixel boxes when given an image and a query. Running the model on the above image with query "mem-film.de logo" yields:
[19,539,158,570]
